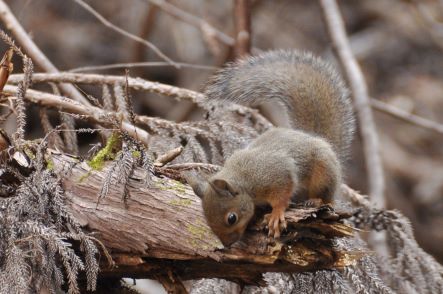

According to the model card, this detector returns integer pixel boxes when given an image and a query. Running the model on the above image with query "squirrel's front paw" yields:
[263,209,287,238]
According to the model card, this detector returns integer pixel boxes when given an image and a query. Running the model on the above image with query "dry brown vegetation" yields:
[1,0,443,293]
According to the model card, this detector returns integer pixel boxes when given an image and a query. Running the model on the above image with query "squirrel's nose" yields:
[219,232,240,247]
[221,239,235,247]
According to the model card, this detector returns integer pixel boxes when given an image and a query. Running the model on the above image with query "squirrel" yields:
[185,50,355,247]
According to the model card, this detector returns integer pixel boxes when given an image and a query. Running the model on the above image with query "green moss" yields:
[153,178,168,190]
[169,198,192,207]
[78,170,92,183]
[186,221,221,249]
[187,222,210,240]
[155,179,187,194]
[131,150,141,158]
[46,159,54,171]
[169,180,186,194]
[87,133,120,170]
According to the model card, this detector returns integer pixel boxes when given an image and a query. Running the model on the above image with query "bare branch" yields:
[0,48,13,92]
[233,0,252,57]
[371,99,443,136]
[0,0,89,105]
[8,72,206,106]
[3,85,150,146]
[319,0,385,208]
[154,146,184,167]
[68,62,218,73]
[39,107,65,150]
[49,83,79,154]
[7,72,272,129]
[72,0,177,67]
[142,0,235,47]
[409,0,443,52]
[132,3,159,64]
[10,71,440,142]
[101,84,114,112]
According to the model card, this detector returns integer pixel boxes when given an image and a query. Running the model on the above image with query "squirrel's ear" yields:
[183,172,207,199]
[210,179,238,197]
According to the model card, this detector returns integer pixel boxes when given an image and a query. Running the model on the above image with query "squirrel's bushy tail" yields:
[204,50,355,161]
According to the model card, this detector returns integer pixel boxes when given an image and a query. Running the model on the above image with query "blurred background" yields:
[2,0,443,268]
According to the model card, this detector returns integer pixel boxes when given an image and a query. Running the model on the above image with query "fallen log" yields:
[51,151,359,286]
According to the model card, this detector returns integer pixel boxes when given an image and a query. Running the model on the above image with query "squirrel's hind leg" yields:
[307,157,340,204]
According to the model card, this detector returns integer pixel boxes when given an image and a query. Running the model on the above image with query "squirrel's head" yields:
[185,174,254,247]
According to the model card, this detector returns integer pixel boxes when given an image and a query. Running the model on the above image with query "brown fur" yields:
[186,50,355,247]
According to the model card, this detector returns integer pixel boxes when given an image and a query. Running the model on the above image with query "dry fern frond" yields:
[60,113,79,155]
[0,141,101,293]
[39,107,64,150]
[48,82,80,156]
[113,142,138,203]
[102,84,114,111]
[136,114,261,166]
[351,208,443,293]
[0,30,33,146]
[114,83,128,121]
[95,131,153,206]
[13,55,32,145]
[239,235,392,294]
[124,70,136,125]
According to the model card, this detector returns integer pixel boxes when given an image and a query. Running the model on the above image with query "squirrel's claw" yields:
[280,213,287,231]
[263,209,286,239]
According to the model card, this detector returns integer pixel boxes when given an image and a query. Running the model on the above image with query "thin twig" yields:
[7,72,272,128]
[9,71,441,142]
[233,0,252,57]
[410,0,443,52]
[72,0,177,67]
[39,107,65,150]
[124,70,135,125]
[50,83,79,154]
[0,31,33,145]
[371,99,443,136]
[68,62,218,73]
[154,146,184,167]
[140,0,261,55]
[132,3,159,65]
[3,85,150,146]
[319,0,385,208]
[8,72,206,106]
[0,0,89,105]
[141,0,235,46]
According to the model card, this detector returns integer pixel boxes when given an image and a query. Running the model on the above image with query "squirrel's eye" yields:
[226,212,238,226]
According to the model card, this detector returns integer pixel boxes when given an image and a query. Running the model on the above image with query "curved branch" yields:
[3,85,150,146]
[8,72,206,105]
[68,62,218,73]
[7,72,272,129]
[370,99,443,136]
[319,0,385,208]
[72,0,177,67]
[0,0,89,105]
[142,0,235,46]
